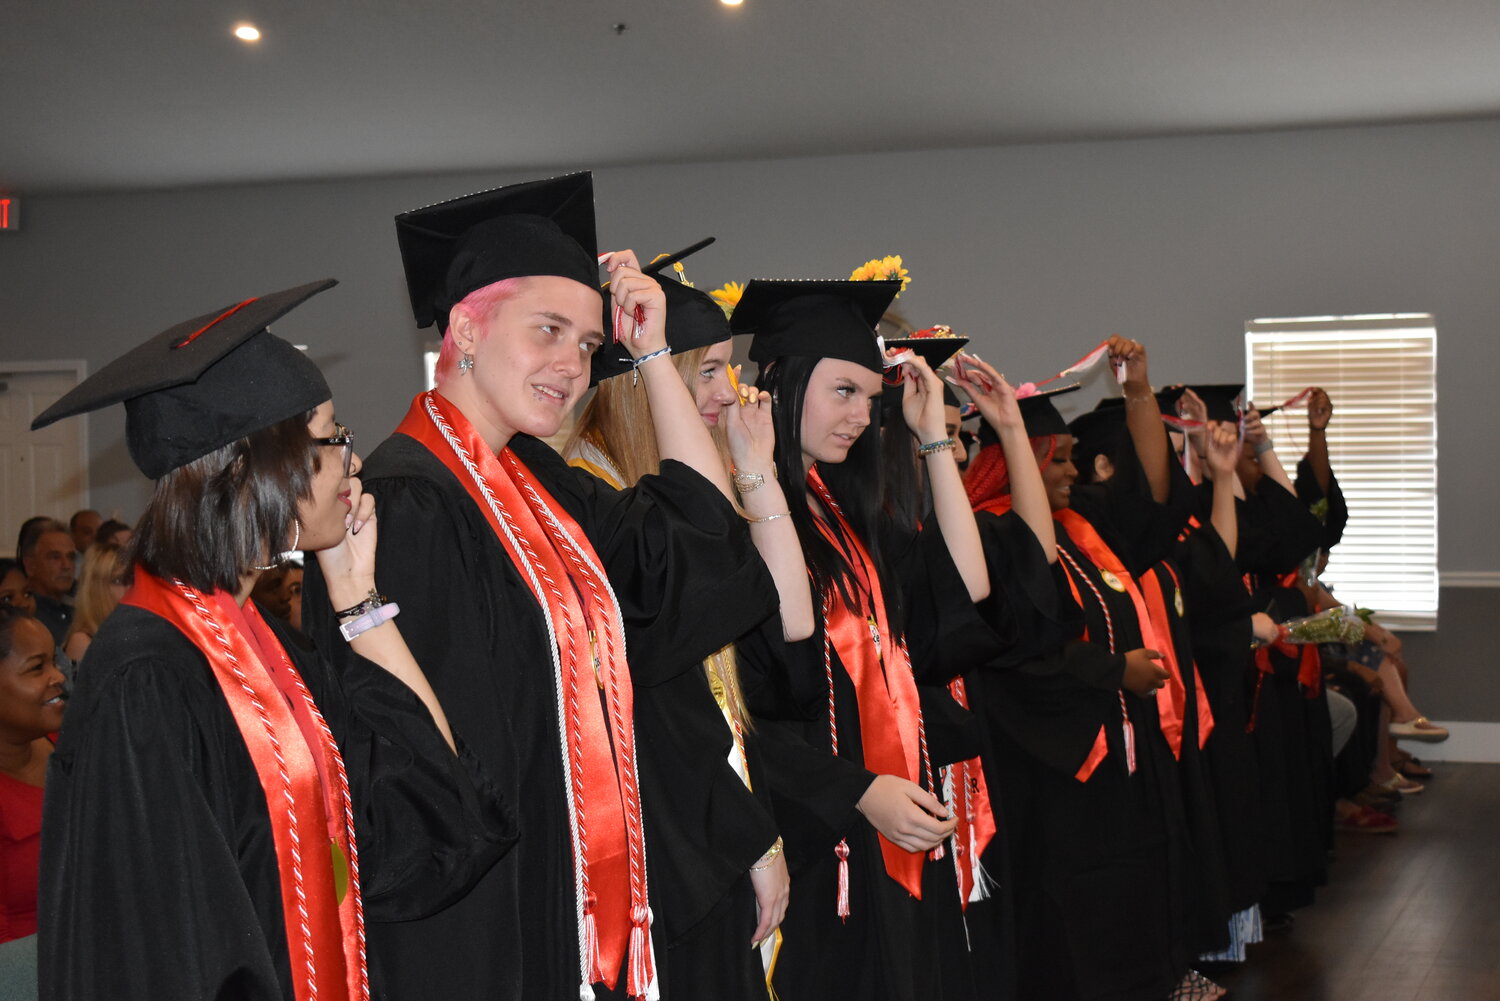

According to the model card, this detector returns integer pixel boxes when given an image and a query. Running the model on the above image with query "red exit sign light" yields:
[1,197,18,232]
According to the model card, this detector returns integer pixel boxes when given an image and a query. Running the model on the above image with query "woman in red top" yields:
[1,606,65,944]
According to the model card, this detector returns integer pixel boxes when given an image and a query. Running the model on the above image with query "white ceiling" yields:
[7,0,1500,194]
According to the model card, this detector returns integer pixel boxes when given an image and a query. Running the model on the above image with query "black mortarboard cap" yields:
[1179,384,1244,423]
[734,280,900,373]
[32,280,335,479]
[882,334,969,372]
[978,384,1082,447]
[395,172,598,330]
[592,239,730,384]
[1068,397,1129,458]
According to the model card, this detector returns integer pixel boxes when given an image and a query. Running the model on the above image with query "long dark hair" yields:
[129,410,320,593]
[759,355,904,633]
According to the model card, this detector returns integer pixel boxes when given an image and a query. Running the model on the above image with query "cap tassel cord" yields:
[834,839,852,921]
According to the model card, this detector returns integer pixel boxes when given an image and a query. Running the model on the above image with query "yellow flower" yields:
[850,255,912,297]
[710,280,744,317]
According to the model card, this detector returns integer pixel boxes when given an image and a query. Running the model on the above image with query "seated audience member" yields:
[92,519,132,549]
[17,523,74,646]
[61,542,127,666]
[0,605,67,999]
[66,511,102,564]
[0,562,37,618]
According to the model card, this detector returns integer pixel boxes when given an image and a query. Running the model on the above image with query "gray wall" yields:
[3,116,1496,718]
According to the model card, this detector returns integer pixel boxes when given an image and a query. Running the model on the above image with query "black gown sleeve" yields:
[1237,477,1324,575]
[272,615,517,920]
[514,438,779,686]
[1295,455,1349,551]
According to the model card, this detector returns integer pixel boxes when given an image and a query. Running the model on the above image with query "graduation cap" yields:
[1165,383,1244,423]
[1067,396,1128,458]
[31,280,336,479]
[591,238,731,384]
[978,384,1082,447]
[394,172,599,330]
[882,332,969,372]
[733,279,900,374]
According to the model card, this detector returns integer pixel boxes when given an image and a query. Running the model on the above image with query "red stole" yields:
[807,468,931,900]
[123,569,366,1001]
[1053,508,1174,782]
[1140,563,1215,756]
[396,391,653,998]
[942,676,997,909]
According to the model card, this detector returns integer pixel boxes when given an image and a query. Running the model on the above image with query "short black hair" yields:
[129,409,319,593]
[0,605,25,659]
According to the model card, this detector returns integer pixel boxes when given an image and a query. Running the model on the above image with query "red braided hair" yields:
[963,434,1056,509]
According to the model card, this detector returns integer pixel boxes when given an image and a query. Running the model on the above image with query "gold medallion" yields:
[1099,569,1127,593]
[1174,588,1185,617]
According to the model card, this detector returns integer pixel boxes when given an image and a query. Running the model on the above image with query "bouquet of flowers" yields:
[1257,605,1369,647]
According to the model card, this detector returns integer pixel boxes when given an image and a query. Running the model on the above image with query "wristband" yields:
[630,345,672,386]
[1253,438,1275,457]
[340,602,400,641]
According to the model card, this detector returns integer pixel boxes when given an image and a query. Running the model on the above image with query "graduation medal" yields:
[1099,568,1128,593]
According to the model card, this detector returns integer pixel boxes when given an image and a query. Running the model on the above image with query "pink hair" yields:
[433,278,527,385]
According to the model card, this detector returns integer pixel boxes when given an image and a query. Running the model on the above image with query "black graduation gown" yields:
[304,433,778,1001]
[739,522,997,1001]
[1175,503,1268,918]
[38,604,514,1001]
[1295,456,1348,552]
[1080,460,1237,958]
[1235,481,1333,914]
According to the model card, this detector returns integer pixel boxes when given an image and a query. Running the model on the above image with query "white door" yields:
[0,363,87,557]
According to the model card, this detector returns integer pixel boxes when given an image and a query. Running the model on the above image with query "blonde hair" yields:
[66,541,125,645]
[565,346,753,731]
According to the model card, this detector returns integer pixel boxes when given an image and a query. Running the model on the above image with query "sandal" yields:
[1389,716,1449,742]
[1398,757,1434,779]
[1378,774,1424,796]
[1169,970,1228,1000]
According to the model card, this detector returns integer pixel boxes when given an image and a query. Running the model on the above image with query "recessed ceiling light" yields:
[721,0,744,6]
[233,23,261,42]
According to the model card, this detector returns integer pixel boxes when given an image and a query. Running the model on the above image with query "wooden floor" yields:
[1215,762,1500,1001]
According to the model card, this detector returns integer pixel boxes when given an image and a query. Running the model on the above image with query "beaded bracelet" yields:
[917,437,957,457]
[334,589,389,621]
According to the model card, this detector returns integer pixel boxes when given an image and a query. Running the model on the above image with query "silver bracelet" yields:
[743,511,790,524]
[1253,438,1275,457]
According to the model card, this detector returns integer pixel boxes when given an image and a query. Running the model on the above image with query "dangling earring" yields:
[459,353,475,375]
[253,521,301,571]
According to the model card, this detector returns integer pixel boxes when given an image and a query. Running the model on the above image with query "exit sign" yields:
[1,197,18,232]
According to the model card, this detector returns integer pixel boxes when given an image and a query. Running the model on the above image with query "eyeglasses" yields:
[311,422,355,477]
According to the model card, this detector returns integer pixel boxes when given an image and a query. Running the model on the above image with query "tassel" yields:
[834,839,851,921]
[929,842,945,861]
[1119,693,1137,775]
[580,986,596,1001]
[582,895,600,985]
[627,906,654,1000]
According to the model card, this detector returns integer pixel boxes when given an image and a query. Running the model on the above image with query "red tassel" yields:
[834,839,851,921]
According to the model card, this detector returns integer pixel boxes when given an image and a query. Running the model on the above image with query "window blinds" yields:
[1245,315,1438,630]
